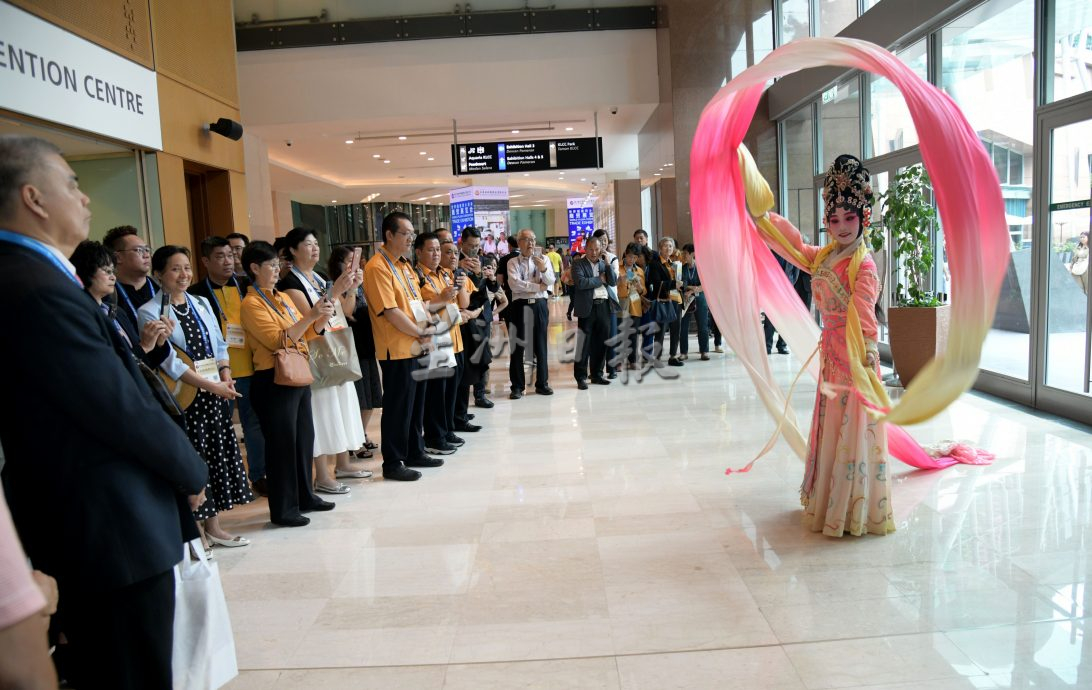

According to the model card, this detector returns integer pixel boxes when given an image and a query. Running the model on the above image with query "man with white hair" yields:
[506,228,555,398]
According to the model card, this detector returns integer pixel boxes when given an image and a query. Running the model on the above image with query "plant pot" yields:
[887,304,950,387]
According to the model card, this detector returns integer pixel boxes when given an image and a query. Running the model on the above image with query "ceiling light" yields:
[511,130,520,134]
[345,140,354,144]
[419,151,427,155]
[565,127,574,131]
[427,157,434,161]
[580,178,586,182]
[383,160,390,164]
[654,173,662,176]
[665,163,673,166]
[372,154,381,158]
[523,173,530,177]
[510,194,524,198]
[331,199,337,203]
[398,136,407,140]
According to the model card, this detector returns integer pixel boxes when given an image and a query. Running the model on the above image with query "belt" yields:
[516,297,539,304]
[592,298,607,303]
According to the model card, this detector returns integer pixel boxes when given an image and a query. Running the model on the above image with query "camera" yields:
[610,106,618,115]
[285,140,293,147]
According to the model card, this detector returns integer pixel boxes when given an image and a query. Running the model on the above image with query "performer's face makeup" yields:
[827,207,860,246]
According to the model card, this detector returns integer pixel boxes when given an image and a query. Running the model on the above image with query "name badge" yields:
[225,323,246,348]
[326,302,349,332]
[194,357,220,384]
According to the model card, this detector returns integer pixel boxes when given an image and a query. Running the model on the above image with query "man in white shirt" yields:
[592,230,621,378]
[506,228,555,398]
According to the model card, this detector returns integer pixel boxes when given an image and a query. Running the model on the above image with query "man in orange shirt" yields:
[363,212,444,481]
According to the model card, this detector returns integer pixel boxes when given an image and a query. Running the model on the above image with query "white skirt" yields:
[310,381,365,456]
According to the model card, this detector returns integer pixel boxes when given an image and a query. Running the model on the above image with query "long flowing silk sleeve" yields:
[763,213,822,275]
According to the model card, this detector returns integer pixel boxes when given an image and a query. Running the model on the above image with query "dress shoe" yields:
[475,397,495,408]
[608,371,617,379]
[467,413,475,420]
[301,498,335,512]
[454,423,482,433]
[577,380,589,390]
[535,385,554,395]
[383,465,422,481]
[777,347,790,355]
[207,534,250,548]
[446,434,466,447]
[406,456,444,468]
[668,358,684,367]
[424,441,457,455]
[273,515,310,527]
[510,390,524,400]
[251,478,269,497]
[700,353,711,361]
[591,377,611,385]
[715,346,724,353]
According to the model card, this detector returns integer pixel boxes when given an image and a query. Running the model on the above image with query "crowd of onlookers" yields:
[0,131,765,689]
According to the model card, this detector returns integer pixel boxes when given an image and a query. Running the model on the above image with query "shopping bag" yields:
[173,540,239,690]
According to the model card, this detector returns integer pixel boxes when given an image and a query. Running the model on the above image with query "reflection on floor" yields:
[221,302,1092,689]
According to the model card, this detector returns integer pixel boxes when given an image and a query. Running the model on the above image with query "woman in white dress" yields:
[278,228,367,494]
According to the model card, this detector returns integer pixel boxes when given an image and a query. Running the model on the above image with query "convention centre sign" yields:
[452,137,602,175]
[0,2,162,150]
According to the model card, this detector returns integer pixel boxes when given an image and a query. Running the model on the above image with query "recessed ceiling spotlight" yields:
[580,178,586,182]
[511,130,520,134]
[419,151,427,155]
[565,127,574,131]
[372,154,382,158]
[654,173,662,176]
[331,199,337,203]
[427,157,434,161]
[523,173,530,177]
[383,160,391,164]
[398,136,407,140]
[345,140,354,144]
[665,163,673,166]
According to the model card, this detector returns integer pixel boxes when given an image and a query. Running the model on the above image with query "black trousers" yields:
[454,349,474,426]
[249,369,319,522]
[509,298,549,391]
[763,313,787,352]
[61,569,175,690]
[379,358,426,469]
[447,351,463,430]
[424,372,450,445]
[575,300,611,381]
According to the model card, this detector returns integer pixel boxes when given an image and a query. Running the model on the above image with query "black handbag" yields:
[650,300,677,325]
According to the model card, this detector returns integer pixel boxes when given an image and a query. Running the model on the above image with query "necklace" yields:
[171,301,191,316]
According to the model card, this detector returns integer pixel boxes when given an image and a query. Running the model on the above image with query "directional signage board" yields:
[452,137,602,175]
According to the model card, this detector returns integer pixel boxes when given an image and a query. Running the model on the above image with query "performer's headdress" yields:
[822,154,873,225]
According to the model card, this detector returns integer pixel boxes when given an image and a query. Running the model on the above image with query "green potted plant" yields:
[868,164,947,386]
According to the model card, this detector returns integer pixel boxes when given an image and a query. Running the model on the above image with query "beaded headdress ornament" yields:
[822,154,873,227]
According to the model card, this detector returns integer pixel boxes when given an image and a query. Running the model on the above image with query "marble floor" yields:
[220,302,1092,689]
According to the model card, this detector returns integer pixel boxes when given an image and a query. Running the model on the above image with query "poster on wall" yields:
[567,198,595,253]
[450,186,510,251]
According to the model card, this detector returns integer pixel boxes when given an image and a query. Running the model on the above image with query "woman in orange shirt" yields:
[239,241,335,528]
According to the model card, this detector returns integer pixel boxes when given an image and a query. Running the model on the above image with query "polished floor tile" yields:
[221,304,1092,688]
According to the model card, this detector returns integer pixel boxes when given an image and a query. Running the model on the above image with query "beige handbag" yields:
[273,332,313,387]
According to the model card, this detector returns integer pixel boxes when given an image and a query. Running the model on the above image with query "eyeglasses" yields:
[119,246,151,256]
[396,230,417,239]
[97,267,116,276]
[263,261,282,270]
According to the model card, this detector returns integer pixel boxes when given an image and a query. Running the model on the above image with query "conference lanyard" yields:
[378,247,421,302]
[204,276,246,321]
[117,277,157,325]
[290,265,325,304]
[253,287,299,322]
[0,230,81,287]
[174,293,214,360]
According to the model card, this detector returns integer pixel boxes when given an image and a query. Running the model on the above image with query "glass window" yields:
[779,0,810,45]
[1049,1,1092,102]
[868,39,928,156]
[819,0,857,37]
[943,0,1035,381]
[819,76,861,170]
[781,105,817,239]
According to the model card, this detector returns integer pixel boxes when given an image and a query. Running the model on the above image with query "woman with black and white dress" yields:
[139,246,254,549]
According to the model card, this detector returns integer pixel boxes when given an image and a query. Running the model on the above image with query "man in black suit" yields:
[765,253,800,355]
[570,236,618,389]
[0,135,208,689]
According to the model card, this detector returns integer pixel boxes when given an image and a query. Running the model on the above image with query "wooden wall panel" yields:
[229,171,251,237]
[150,0,239,108]
[157,75,244,172]
[10,0,154,68]
[155,152,190,250]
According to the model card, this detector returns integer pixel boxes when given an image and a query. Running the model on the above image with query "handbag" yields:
[650,300,678,325]
[273,332,314,387]
[172,540,238,690]
[309,305,362,388]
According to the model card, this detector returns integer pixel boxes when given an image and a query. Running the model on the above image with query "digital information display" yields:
[452,137,602,175]
[449,199,475,240]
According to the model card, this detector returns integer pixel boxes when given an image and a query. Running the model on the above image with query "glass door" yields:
[1034,104,1092,423]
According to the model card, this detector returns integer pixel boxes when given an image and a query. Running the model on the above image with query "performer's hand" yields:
[865,351,878,369]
